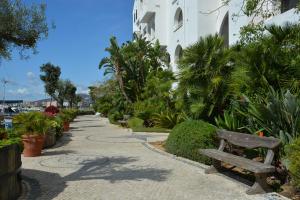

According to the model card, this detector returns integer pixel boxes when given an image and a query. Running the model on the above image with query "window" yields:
[281,0,299,12]
[174,8,183,31]
[134,10,138,22]
[175,45,183,63]
[149,17,155,40]
[219,12,229,47]
[135,10,137,20]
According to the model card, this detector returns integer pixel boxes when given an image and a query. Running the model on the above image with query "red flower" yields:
[44,106,59,115]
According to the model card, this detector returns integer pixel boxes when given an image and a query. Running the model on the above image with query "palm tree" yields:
[99,37,132,103]
[230,24,300,97]
[178,34,232,120]
[100,35,169,103]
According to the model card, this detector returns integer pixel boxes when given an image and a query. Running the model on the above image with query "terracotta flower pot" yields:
[22,135,45,157]
[63,122,70,132]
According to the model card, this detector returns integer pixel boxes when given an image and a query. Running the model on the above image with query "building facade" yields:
[133,0,300,71]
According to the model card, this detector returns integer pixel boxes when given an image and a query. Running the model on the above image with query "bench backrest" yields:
[217,130,281,150]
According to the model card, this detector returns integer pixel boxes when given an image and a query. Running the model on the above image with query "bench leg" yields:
[205,160,222,174]
[246,173,272,195]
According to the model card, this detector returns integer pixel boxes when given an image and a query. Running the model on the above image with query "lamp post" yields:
[1,79,9,116]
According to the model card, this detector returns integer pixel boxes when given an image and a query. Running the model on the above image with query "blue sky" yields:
[0,0,133,101]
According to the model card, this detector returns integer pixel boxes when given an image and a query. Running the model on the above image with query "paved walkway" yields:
[20,115,281,200]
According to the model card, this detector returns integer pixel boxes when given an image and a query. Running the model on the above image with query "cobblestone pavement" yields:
[20,115,281,200]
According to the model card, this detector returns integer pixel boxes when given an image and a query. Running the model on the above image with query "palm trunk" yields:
[115,66,132,103]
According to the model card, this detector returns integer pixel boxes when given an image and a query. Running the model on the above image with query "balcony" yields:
[140,1,156,23]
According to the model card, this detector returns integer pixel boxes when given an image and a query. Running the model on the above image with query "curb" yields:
[142,142,208,170]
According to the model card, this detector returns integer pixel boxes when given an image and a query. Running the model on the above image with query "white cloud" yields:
[8,88,29,96]
[76,85,89,94]
[27,72,35,79]
[16,88,29,95]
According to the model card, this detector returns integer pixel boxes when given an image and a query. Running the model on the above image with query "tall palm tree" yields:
[99,37,132,103]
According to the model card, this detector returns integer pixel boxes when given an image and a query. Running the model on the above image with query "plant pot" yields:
[43,131,56,149]
[0,144,22,200]
[63,122,70,132]
[22,135,45,157]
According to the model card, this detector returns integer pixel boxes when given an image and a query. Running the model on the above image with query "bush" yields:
[285,137,300,189]
[152,110,187,129]
[77,110,95,116]
[61,109,78,121]
[13,112,55,136]
[0,129,22,149]
[0,128,7,140]
[108,111,123,124]
[128,117,144,128]
[215,110,243,132]
[237,89,300,145]
[165,120,217,164]
[44,106,60,115]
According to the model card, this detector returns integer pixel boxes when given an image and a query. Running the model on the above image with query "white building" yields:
[133,0,300,71]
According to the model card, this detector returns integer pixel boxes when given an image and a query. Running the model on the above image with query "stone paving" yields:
[20,115,284,200]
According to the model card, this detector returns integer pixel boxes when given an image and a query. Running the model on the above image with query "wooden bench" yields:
[199,130,281,195]
[118,115,130,128]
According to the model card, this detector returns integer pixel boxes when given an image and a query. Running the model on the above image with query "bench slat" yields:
[218,130,281,149]
[199,149,275,173]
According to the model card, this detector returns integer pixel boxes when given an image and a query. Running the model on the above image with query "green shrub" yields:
[61,109,78,121]
[77,110,95,116]
[0,129,22,149]
[152,110,187,129]
[237,89,300,145]
[165,120,217,164]
[128,117,144,128]
[108,111,123,124]
[13,112,55,136]
[215,110,243,132]
[0,128,7,140]
[285,137,300,189]
[53,116,64,138]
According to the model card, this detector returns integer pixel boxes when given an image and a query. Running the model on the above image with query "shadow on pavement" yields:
[65,156,172,183]
[22,169,66,200]
[74,125,104,128]
[52,133,74,148]
[23,156,171,198]
[42,150,77,156]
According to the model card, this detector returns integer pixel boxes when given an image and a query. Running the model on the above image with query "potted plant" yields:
[13,112,53,157]
[0,128,7,140]
[58,112,72,132]
[0,129,22,200]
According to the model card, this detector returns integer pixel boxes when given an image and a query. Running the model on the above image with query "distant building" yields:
[133,0,300,71]
[29,99,58,108]
[0,100,23,106]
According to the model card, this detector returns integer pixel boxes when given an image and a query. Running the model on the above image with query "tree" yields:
[177,34,232,121]
[53,80,78,108]
[99,35,169,104]
[0,0,49,60]
[40,63,61,103]
[230,24,300,97]
[90,79,123,116]
[54,80,66,108]
[64,80,77,108]
[99,37,131,103]
[74,95,82,108]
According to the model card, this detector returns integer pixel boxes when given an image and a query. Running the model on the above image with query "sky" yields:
[0,0,134,101]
